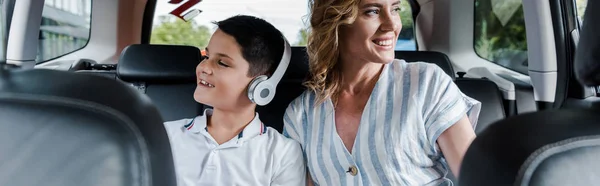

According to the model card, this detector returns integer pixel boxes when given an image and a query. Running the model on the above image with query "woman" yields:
[283,0,481,185]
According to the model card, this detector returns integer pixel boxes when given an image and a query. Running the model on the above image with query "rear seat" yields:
[78,45,504,134]
[116,44,203,121]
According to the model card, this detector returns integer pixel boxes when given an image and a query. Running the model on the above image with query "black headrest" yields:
[575,0,600,86]
[396,51,456,80]
[284,47,310,81]
[459,108,600,186]
[117,44,201,83]
[0,69,176,186]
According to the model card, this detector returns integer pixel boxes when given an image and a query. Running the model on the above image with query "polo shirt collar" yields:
[184,109,267,142]
[236,112,267,142]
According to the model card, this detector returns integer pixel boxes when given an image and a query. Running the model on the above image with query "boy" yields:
[163,15,306,186]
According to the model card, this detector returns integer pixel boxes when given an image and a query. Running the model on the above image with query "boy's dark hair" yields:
[215,15,285,77]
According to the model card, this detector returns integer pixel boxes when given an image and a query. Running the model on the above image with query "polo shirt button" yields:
[348,166,358,176]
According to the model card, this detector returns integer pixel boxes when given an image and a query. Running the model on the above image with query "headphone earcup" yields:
[247,75,268,104]
[246,37,291,106]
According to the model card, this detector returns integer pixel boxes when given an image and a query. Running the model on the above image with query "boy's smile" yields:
[197,78,215,88]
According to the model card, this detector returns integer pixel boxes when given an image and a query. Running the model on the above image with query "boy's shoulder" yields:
[259,127,304,174]
[164,118,194,126]
[163,116,200,135]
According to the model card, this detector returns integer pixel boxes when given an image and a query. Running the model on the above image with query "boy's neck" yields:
[206,105,256,144]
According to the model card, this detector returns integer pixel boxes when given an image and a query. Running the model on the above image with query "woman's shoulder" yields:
[390,59,449,81]
[392,58,444,73]
[287,89,318,109]
[282,90,317,140]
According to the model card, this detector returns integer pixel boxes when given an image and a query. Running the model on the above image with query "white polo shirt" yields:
[163,109,306,186]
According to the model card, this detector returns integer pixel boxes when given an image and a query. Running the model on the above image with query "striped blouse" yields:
[283,59,481,186]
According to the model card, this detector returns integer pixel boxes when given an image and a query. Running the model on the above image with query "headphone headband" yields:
[264,37,291,85]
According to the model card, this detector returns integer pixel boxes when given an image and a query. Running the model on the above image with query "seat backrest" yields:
[0,69,176,186]
[455,78,506,133]
[117,44,203,121]
[575,0,600,86]
[459,108,600,186]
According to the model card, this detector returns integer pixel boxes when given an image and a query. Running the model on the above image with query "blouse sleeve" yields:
[421,64,481,153]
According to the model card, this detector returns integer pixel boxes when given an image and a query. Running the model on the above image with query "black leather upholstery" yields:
[459,108,600,186]
[0,69,176,186]
[575,0,600,86]
[283,46,310,81]
[455,78,506,134]
[145,84,200,121]
[527,145,600,186]
[117,44,202,121]
[117,44,201,83]
[396,51,456,80]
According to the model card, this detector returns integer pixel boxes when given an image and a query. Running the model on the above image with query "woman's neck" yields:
[339,57,384,96]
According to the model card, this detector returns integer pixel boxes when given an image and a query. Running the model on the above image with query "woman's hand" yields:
[437,115,476,177]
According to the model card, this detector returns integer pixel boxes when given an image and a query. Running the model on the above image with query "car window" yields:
[474,0,528,75]
[37,0,92,63]
[576,0,587,23]
[396,0,416,51]
[151,0,416,51]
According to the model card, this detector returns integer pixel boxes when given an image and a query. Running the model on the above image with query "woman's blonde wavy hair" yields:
[304,0,361,105]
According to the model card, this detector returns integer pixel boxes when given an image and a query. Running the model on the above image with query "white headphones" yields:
[247,37,292,106]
